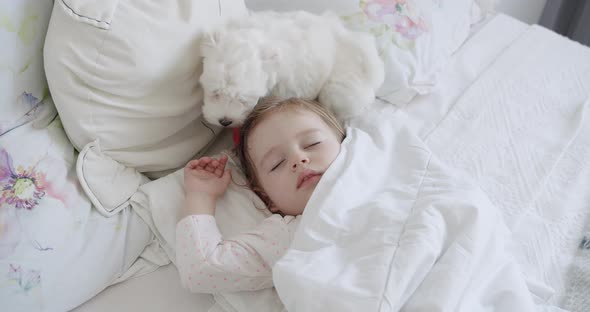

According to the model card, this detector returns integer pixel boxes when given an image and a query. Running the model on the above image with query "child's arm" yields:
[176,154,297,293]
[176,214,298,293]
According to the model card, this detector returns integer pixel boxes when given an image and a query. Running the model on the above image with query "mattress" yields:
[72,13,532,312]
[73,264,216,312]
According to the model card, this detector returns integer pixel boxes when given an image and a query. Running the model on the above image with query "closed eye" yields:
[271,159,285,172]
[305,142,321,149]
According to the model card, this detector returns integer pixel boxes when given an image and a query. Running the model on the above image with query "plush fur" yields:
[199,11,384,127]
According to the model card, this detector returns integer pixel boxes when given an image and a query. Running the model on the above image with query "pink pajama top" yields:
[175,214,300,293]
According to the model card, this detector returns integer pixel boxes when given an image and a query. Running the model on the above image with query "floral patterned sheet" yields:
[0,98,155,312]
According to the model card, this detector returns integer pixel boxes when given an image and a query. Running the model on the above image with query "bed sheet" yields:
[71,13,532,312]
[421,17,590,311]
[73,264,216,312]
[403,13,529,138]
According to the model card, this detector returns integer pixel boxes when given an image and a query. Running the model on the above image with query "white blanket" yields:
[272,106,536,311]
[423,24,590,309]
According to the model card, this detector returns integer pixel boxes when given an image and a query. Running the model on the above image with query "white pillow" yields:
[245,0,480,105]
[130,151,269,263]
[246,0,496,13]
[44,0,247,175]
[129,151,281,311]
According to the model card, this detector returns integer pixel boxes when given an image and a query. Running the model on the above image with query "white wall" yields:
[495,0,547,24]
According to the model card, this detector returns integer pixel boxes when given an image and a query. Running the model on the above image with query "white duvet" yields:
[272,106,536,311]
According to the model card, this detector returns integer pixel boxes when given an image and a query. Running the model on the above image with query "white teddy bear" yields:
[199,11,384,127]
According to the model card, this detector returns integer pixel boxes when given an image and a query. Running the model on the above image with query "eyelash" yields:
[271,160,285,172]
[306,142,321,148]
[269,142,321,172]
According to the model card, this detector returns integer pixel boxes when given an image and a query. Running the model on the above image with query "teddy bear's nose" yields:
[218,118,233,127]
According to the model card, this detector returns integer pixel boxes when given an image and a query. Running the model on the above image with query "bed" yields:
[2,0,589,311]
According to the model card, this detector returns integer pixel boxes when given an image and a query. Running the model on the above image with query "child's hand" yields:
[184,154,232,201]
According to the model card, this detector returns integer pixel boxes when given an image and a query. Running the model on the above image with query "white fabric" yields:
[561,222,590,311]
[246,0,497,14]
[245,0,476,105]
[0,117,155,312]
[273,105,537,311]
[72,264,216,312]
[423,24,590,306]
[403,13,529,138]
[474,0,498,13]
[76,140,150,217]
[0,0,53,135]
[43,0,246,175]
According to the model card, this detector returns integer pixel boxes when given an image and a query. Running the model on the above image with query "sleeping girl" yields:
[175,97,346,292]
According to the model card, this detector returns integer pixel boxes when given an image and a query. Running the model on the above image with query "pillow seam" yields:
[89,25,110,146]
[60,0,111,26]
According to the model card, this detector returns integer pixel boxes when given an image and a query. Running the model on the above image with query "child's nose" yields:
[291,157,309,170]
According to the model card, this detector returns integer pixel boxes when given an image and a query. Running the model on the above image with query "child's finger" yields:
[219,155,228,167]
[186,159,200,168]
[219,154,228,162]
[199,157,211,166]
[205,165,216,173]
[216,161,226,171]
[216,156,230,176]
[201,158,214,167]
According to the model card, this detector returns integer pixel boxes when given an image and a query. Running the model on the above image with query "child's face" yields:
[247,108,342,216]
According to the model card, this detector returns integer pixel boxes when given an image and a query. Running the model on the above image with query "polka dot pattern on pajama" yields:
[175,214,300,292]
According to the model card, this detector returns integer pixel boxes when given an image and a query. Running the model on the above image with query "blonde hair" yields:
[236,97,345,207]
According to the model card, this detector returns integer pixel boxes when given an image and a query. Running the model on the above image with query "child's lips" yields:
[297,170,322,189]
